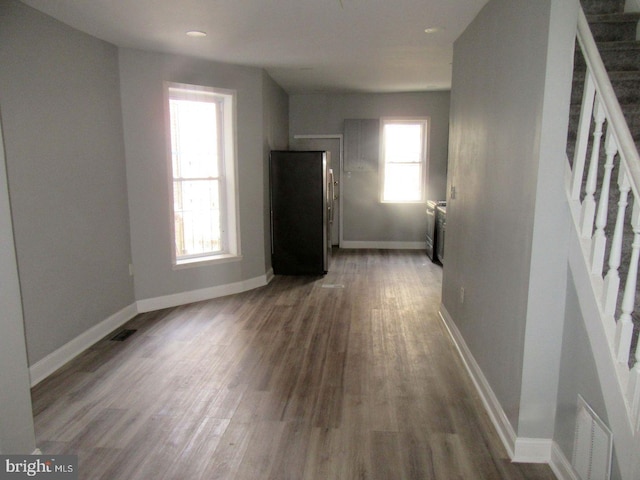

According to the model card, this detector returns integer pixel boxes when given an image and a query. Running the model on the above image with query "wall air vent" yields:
[572,395,613,480]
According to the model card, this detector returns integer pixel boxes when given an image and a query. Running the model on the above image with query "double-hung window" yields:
[167,82,240,265]
[380,118,429,203]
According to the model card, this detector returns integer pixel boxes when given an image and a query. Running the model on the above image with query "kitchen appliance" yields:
[436,204,446,264]
[270,150,334,275]
[426,200,446,264]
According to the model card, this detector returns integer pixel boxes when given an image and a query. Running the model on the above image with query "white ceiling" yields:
[22,0,488,94]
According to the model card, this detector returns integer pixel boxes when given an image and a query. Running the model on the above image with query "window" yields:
[166,83,240,265]
[380,118,429,203]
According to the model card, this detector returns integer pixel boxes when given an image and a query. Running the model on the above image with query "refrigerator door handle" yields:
[270,208,274,255]
[328,169,335,225]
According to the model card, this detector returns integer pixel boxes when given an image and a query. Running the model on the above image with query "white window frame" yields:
[165,82,241,267]
[379,117,429,204]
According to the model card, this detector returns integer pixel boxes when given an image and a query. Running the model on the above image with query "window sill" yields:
[173,253,243,270]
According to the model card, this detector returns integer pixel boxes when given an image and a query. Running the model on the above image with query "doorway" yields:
[291,135,342,247]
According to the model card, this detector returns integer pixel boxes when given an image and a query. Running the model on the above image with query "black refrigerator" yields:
[270,150,334,275]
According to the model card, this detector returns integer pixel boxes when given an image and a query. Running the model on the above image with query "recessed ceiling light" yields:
[424,27,441,34]
[186,30,207,38]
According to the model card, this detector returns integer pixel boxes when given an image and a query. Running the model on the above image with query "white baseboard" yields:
[625,0,640,13]
[550,441,579,480]
[438,305,552,464]
[29,303,138,387]
[265,267,274,284]
[136,272,272,312]
[340,240,426,250]
[513,438,553,463]
[29,271,275,386]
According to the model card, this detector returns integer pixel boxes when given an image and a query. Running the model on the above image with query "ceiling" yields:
[22,0,488,94]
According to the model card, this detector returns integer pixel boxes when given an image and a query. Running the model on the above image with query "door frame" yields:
[293,134,344,248]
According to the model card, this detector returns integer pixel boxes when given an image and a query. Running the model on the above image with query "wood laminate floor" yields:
[32,249,557,480]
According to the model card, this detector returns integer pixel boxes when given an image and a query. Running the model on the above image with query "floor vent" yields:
[572,395,613,480]
[110,329,137,342]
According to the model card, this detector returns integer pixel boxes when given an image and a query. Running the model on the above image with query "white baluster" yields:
[590,128,618,275]
[602,169,631,316]
[571,72,596,201]
[580,99,606,238]
[615,202,640,363]
[628,346,640,431]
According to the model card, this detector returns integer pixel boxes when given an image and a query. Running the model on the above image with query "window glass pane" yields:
[173,179,221,256]
[167,82,238,263]
[383,164,421,202]
[170,99,219,179]
[381,119,427,203]
[384,124,422,164]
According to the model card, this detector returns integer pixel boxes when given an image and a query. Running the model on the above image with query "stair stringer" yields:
[566,160,639,480]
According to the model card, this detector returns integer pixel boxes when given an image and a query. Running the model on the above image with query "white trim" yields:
[576,9,640,197]
[165,82,241,266]
[173,253,243,269]
[439,305,518,458]
[265,267,275,284]
[550,441,579,480]
[379,117,430,204]
[439,305,554,464]
[29,303,138,387]
[29,271,275,386]
[513,438,552,463]
[567,225,637,479]
[136,272,272,313]
[625,0,640,13]
[340,240,425,250]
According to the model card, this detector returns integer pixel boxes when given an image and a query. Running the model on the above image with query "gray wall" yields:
[289,92,450,244]
[0,110,36,454]
[262,72,290,271]
[442,0,574,437]
[516,0,576,439]
[119,49,282,301]
[555,276,622,480]
[0,0,134,364]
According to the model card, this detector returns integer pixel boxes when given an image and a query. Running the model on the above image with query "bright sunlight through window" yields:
[167,83,239,265]
[380,119,428,203]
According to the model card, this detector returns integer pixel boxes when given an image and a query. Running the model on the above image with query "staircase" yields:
[570,0,640,367]
[565,1,640,478]
[579,0,640,150]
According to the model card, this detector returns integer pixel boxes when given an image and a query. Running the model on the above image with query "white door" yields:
[291,136,342,247]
